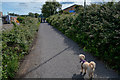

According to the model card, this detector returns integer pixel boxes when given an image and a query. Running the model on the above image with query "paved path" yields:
[2,24,13,31]
[16,23,119,79]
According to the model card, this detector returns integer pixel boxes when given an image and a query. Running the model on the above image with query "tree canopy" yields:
[28,12,35,17]
[8,13,19,16]
[28,12,40,18]
[41,0,62,18]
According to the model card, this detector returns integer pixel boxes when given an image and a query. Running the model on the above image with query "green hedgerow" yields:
[2,17,40,79]
[47,2,120,72]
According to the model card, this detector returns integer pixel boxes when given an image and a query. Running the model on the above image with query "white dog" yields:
[79,54,96,78]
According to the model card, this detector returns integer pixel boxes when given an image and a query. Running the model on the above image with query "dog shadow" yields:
[72,72,93,80]
[72,72,85,80]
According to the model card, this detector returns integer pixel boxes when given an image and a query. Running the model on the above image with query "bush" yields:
[63,11,70,14]
[47,2,120,72]
[2,17,40,79]
[17,17,25,23]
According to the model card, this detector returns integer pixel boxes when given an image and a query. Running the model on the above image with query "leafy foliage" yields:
[47,2,120,72]
[17,17,25,23]
[28,12,40,18]
[28,12,35,17]
[35,13,40,18]
[41,0,62,17]
[2,17,40,79]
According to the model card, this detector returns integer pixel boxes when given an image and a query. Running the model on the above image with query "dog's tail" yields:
[89,61,96,70]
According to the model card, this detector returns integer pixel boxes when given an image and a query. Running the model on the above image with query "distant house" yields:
[0,12,3,18]
[63,4,77,13]
[62,4,83,14]
[0,12,3,26]
[2,15,18,24]
[10,16,18,23]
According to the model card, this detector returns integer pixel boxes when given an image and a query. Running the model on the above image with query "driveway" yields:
[16,23,120,79]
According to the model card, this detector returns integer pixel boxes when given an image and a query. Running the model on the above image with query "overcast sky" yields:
[0,0,120,15]
[1,0,120,2]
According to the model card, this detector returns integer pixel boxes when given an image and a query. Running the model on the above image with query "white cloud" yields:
[91,0,120,2]
[2,0,31,2]
[2,0,119,2]
[0,3,2,11]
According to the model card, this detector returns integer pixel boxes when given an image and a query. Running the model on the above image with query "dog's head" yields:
[89,61,96,71]
[79,54,85,60]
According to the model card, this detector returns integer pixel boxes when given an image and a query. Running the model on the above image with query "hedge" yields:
[47,2,120,72]
[2,17,40,79]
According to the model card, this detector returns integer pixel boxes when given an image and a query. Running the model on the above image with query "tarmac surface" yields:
[16,23,120,79]
[2,24,13,31]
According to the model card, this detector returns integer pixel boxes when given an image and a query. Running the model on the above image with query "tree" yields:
[75,5,84,13]
[58,10,63,14]
[8,13,19,16]
[41,0,62,18]
[35,13,39,18]
[17,16,25,23]
[28,12,35,17]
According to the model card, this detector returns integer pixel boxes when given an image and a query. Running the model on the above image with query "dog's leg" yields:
[80,68,82,74]
[85,68,87,74]
[91,72,94,78]
[90,72,93,78]
[81,67,83,73]
[89,73,91,78]
[80,64,83,73]
[88,72,92,79]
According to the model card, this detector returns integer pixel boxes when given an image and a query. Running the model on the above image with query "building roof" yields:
[63,4,77,11]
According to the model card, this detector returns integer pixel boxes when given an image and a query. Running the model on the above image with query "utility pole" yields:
[84,0,86,22]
